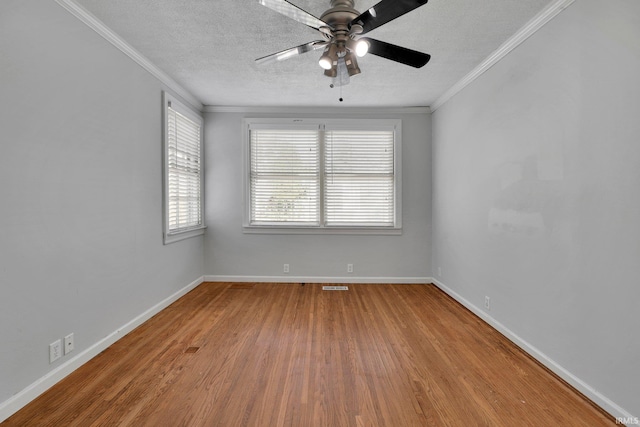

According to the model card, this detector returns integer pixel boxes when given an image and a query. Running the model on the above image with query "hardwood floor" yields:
[3,283,614,426]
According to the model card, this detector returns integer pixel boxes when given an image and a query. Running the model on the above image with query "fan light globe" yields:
[319,43,338,70]
[319,57,333,70]
[355,40,369,57]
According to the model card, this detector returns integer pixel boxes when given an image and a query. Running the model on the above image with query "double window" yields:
[163,92,205,244]
[244,119,401,234]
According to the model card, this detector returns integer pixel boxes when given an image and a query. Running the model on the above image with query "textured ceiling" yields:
[73,0,553,107]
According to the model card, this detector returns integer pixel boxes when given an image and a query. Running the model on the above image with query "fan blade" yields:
[350,0,428,34]
[256,40,328,65]
[258,0,329,30]
[364,38,431,68]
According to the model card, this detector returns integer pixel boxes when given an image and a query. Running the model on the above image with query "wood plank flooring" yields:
[3,283,615,426]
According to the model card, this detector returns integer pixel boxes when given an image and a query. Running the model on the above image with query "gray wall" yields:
[0,0,203,406]
[3,0,636,421]
[204,110,432,280]
[432,0,639,417]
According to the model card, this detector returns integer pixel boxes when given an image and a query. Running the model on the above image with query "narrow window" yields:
[163,92,205,244]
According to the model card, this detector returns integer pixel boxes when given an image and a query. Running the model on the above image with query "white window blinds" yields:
[165,97,203,237]
[247,120,400,231]
[250,129,320,224]
[324,130,395,226]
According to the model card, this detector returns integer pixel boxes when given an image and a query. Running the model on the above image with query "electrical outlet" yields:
[438,266,442,277]
[347,264,353,273]
[49,340,62,363]
[283,263,290,274]
[484,296,491,310]
[64,333,74,355]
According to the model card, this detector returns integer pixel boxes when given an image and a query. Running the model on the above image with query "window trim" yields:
[162,91,206,244]
[243,118,402,235]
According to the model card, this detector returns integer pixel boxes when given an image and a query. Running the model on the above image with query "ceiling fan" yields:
[256,0,431,84]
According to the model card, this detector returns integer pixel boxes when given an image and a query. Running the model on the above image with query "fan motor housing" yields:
[320,0,359,48]
[320,2,358,25]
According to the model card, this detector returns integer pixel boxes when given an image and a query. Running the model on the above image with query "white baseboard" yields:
[0,275,205,423]
[5,276,630,424]
[203,275,431,284]
[431,278,633,423]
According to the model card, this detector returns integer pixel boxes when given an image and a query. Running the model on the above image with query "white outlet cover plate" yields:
[49,340,61,363]
[64,333,74,355]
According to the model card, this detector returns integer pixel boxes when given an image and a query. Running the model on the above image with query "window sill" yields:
[164,226,206,244]
[242,226,402,236]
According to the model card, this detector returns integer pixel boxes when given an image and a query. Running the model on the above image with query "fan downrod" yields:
[330,0,355,7]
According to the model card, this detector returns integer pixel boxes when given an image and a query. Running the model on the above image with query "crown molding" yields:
[54,0,203,112]
[431,0,575,112]
[52,0,574,115]
[203,106,431,115]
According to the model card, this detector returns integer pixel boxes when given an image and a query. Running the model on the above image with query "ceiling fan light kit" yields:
[256,0,431,85]
[319,43,339,70]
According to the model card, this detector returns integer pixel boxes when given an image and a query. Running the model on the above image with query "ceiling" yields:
[73,0,553,108]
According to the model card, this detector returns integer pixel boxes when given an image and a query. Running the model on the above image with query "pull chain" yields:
[329,82,344,102]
